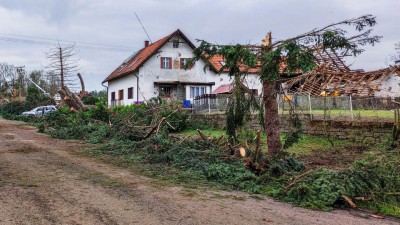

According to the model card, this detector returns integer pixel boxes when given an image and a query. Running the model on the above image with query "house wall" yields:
[136,40,221,102]
[374,74,400,97]
[107,74,137,106]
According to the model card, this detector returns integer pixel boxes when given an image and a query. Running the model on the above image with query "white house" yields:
[102,29,262,107]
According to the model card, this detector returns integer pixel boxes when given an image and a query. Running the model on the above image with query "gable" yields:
[103,29,196,83]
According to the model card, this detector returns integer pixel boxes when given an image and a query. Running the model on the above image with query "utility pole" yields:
[15,66,25,100]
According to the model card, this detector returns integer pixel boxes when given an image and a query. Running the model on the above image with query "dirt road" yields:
[0,118,398,225]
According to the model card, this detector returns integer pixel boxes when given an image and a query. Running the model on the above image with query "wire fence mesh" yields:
[192,93,398,121]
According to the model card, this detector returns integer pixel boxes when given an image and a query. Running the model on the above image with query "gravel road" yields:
[0,118,398,225]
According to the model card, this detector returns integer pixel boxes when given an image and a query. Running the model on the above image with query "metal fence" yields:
[277,94,398,121]
[193,93,398,121]
[192,94,230,114]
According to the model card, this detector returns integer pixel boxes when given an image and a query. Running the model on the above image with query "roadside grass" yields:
[180,128,352,157]
[285,135,350,156]
[280,109,394,120]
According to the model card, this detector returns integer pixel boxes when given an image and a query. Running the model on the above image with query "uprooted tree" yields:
[191,15,381,157]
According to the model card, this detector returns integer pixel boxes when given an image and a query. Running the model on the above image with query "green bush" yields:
[88,102,110,122]
[279,150,400,212]
[48,124,99,140]
[82,95,99,105]
[44,107,70,128]
[159,108,189,132]
[87,125,111,144]
[0,101,26,115]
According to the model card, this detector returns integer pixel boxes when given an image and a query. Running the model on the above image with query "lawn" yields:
[280,109,394,120]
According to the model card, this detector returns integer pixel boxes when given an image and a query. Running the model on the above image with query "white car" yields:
[22,105,57,117]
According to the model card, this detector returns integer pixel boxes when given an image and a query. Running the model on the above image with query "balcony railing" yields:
[110,99,124,107]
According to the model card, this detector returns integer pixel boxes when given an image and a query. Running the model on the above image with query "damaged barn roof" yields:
[284,50,400,96]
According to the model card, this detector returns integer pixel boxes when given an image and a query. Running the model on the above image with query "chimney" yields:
[144,40,149,47]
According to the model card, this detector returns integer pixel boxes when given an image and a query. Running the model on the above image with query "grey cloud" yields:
[0,0,398,91]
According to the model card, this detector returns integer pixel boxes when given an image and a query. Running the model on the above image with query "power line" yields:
[0,33,138,52]
[0,33,135,49]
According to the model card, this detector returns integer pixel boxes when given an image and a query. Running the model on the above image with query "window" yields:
[160,57,172,69]
[111,92,116,100]
[190,86,206,98]
[173,39,179,48]
[127,87,133,99]
[160,86,172,97]
[180,58,191,69]
[220,61,226,66]
[118,89,124,100]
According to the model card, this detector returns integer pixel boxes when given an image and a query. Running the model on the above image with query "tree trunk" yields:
[263,80,282,156]
[58,85,86,111]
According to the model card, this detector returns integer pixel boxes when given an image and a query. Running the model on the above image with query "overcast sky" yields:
[0,0,399,91]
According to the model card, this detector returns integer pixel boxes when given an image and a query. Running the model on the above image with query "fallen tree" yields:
[58,85,87,111]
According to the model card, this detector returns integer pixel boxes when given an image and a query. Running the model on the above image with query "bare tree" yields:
[0,63,19,97]
[45,71,61,96]
[393,42,400,65]
[46,42,80,90]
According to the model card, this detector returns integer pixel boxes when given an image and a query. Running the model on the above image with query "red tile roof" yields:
[103,29,195,83]
[103,29,288,84]
[208,55,287,74]
[212,83,234,94]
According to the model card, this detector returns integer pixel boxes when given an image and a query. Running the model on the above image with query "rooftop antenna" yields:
[134,12,152,44]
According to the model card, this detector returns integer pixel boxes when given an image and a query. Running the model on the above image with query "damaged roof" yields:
[284,50,400,96]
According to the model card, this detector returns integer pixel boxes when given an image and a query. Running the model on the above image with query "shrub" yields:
[88,102,110,122]
[44,107,70,128]
[0,101,26,115]
[82,95,99,105]
[159,108,189,132]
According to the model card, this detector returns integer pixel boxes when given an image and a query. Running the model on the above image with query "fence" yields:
[193,93,398,121]
[277,94,398,121]
[192,94,230,114]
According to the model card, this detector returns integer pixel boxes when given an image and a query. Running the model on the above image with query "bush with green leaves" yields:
[95,135,263,193]
[87,102,110,122]
[24,85,55,110]
[82,95,99,105]
[278,150,400,213]
[0,101,26,115]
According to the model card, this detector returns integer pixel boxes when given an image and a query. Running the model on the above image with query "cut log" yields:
[239,147,246,158]
[342,195,357,208]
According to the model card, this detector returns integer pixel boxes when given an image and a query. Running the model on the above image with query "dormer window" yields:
[220,61,226,66]
[173,39,179,48]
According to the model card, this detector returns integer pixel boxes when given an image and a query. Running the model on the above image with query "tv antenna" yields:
[134,12,152,44]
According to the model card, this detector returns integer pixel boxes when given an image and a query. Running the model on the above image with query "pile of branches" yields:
[109,104,188,141]
[277,149,400,212]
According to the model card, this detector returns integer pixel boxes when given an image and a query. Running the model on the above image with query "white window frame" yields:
[161,57,171,69]
[190,86,206,98]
